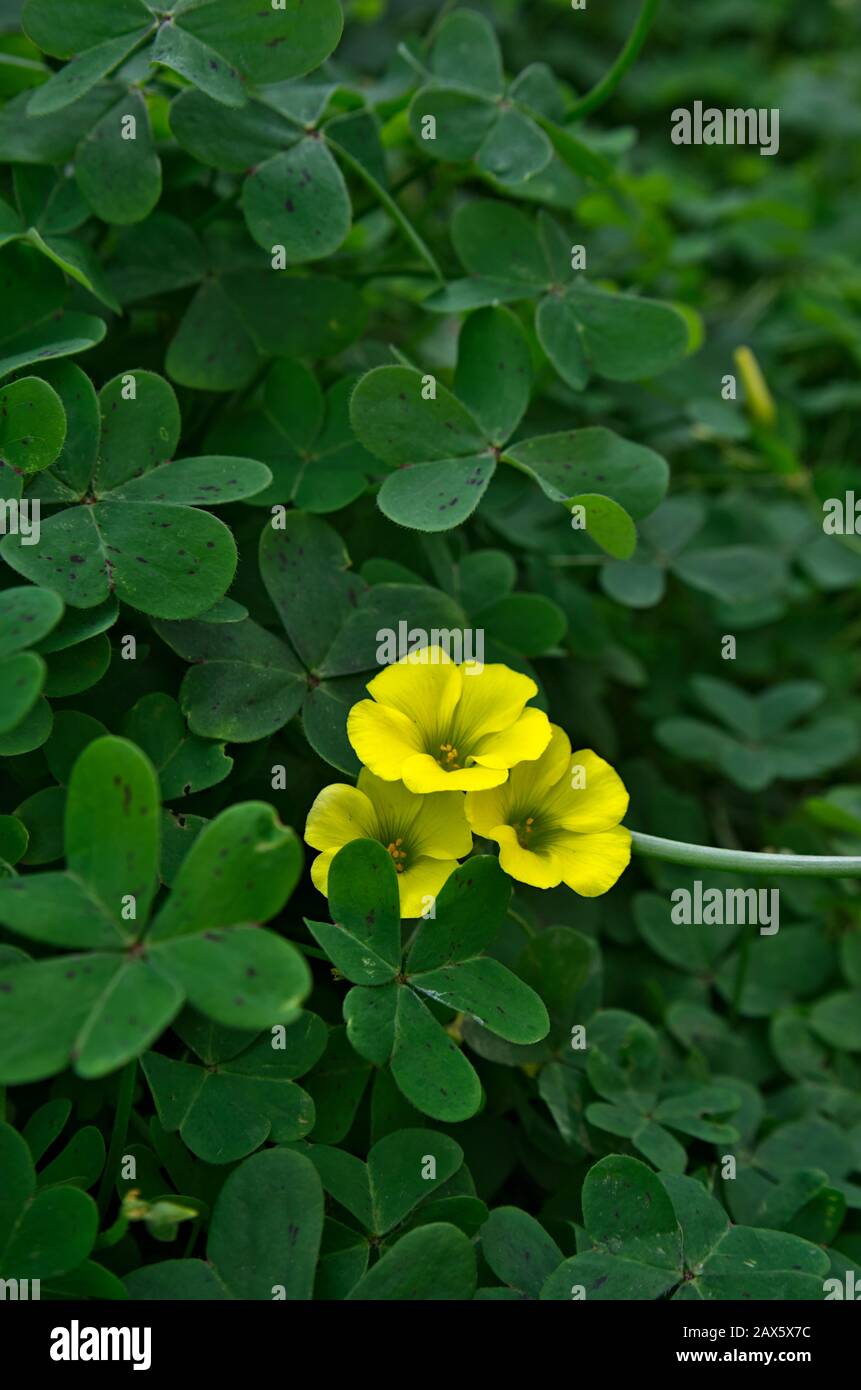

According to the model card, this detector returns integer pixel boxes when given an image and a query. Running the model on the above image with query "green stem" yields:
[509,906,536,939]
[292,940,330,962]
[507,907,536,938]
[327,137,444,283]
[631,831,861,878]
[568,0,662,121]
[97,1059,137,1219]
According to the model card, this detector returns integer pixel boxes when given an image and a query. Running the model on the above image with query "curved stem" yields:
[568,0,662,121]
[631,831,861,878]
[326,137,443,283]
[97,1059,137,1219]
[507,906,536,938]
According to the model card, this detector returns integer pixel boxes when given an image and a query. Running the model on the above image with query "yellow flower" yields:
[347,647,552,793]
[304,766,472,917]
[464,724,631,895]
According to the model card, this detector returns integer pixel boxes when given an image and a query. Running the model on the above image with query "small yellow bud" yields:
[734,345,776,427]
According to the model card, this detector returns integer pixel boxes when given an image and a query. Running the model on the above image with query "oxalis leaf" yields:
[308,843,548,1122]
[204,361,377,513]
[540,1158,830,1300]
[351,345,667,536]
[407,12,563,188]
[155,510,466,770]
[241,137,352,264]
[0,1121,98,1280]
[24,0,344,111]
[142,1011,327,1163]
[124,1148,325,1299]
[425,200,691,388]
[0,737,309,1082]
[303,1127,464,1236]
[2,0,857,1318]
[0,376,66,476]
[2,369,271,618]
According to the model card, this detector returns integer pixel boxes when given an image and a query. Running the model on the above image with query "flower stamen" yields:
[516,815,536,849]
[386,839,408,872]
[437,741,462,770]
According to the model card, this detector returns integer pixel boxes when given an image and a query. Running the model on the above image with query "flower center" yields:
[436,741,462,771]
[515,815,537,849]
[386,837,408,873]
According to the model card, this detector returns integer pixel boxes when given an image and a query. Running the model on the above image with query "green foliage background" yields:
[0,0,860,1301]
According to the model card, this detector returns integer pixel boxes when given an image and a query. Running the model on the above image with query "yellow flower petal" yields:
[464,782,510,838]
[310,845,459,918]
[304,783,377,852]
[549,748,630,832]
[471,706,552,770]
[402,753,508,794]
[365,646,462,736]
[511,723,572,799]
[358,768,472,859]
[347,698,424,780]
[552,826,632,897]
[454,663,540,743]
[310,846,338,897]
[493,825,562,888]
[464,726,566,834]
[411,794,473,860]
[399,856,460,917]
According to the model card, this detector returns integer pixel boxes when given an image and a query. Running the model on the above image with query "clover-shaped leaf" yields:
[241,134,351,264]
[634,870,835,1021]
[308,841,548,1123]
[0,735,309,1083]
[345,1222,477,1301]
[167,268,367,393]
[303,1127,463,1237]
[657,675,858,791]
[4,369,271,618]
[351,332,668,551]
[171,86,357,261]
[124,1147,325,1299]
[205,360,377,514]
[155,509,467,770]
[142,1009,327,1163]
[0,375,66,480]
[408,12,606,188]
[23,0,344,114]
[600,497,788,610]
[121,692,233,801]
[750,1116,861,1211]
[540,1157,830,1300]
[584,1010,741,1172]
[0,1120,97,1281]
[426,200,691,390]
[478,1207,563,1300]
